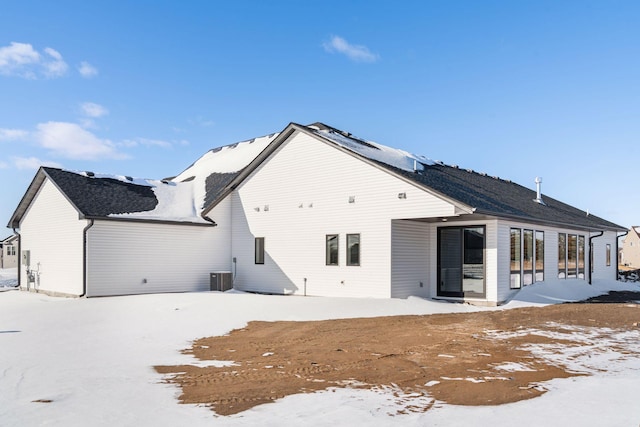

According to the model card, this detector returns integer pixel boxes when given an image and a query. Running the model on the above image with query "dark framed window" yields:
[567,234,577,278]
[510,228,521,289]
[523,229,534,286]
[255,237,265,264]
[578,236,585,279]
[558,233,567,279]
[535,231,544,282]
[438,225,485,298]
[606,244,611,266]
[326,234,339,266]
[346,234,360,266]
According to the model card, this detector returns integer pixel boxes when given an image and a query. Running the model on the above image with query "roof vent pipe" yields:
[534,177,545,205]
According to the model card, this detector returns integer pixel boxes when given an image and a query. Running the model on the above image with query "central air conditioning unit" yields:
[210,272,233,292]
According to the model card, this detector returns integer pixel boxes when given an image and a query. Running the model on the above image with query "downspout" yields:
[588,231,603,285]
[12,228,20,289]
[81,219,94,297]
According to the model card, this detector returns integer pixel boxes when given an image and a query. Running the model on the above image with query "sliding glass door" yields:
[438,226,486,298]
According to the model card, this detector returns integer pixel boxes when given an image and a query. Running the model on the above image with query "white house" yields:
[620,226,640,268]
[0,234,18,269]
[7,122,625,304]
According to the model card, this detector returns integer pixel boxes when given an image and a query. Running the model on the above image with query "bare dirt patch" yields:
[156,296,640,416]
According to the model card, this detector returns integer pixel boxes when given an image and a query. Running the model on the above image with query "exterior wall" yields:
[621,229,640,268]
[229,130,457,298]
[86,220,228,297]
[390,220,430,298]
[18,179,86,296]
[591,230,618,282]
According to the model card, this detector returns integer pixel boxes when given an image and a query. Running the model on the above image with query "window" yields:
[346,234,360,266]
[606,244,611,266]
[558,233,567,279]
[438,226,485,297]
[523,229,534,286]
[510,229,521,289]
[558,233,585,280]
[10,246,15,256]
[254,237,265,264]
[567,234,577,278]
[512,228,544,287]
[326,234,339,266]
[578,236,585,279]
[535,231,544,281]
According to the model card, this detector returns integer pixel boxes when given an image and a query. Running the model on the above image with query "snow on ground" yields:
[0,267,18,290]
[1,272,639,427]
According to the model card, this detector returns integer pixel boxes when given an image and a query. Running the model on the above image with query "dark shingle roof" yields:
[43,168,158,217]
[204,172,240,208]
[372,156,624,231]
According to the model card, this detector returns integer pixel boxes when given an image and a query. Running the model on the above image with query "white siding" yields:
[18,179,86,296]
[591,231,617,283]
[86,221,229,297]
[390,220,430,298]
[230,131,457,298]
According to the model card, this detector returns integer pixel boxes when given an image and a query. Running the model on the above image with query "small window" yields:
[255,237,265,264]
[558,233,567,279]
[326,234,339,266]
[10,246,15,256]
[606,244,611,266]
[347,234,360,266]
[535,231,544,282]
[510,228,521,289]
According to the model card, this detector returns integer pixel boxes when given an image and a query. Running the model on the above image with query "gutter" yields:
[81,219,94,297]
[588,231,604,285]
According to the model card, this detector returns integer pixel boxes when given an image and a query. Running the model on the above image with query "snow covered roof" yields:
[172,133,279,213]
[306,122,434,173]
[7,121,627,232]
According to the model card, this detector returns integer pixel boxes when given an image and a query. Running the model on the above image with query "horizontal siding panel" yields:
[87,221,229,297]
[391,220,430,298]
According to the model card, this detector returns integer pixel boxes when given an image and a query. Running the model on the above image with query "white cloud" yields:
[12,156,62,170]
[34,121,126,160]
[323,35,379,63]
[0,128,28,141]
[80,102,109,118]
[120,137,172,149]
[0,161,8,169]
[78,61,98,78]
[0,42,69,79]
[42,47,68,78]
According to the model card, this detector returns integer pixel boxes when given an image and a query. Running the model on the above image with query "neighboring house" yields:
[7,122,626,304]
[620,226,640,268]
[0,234,18,269]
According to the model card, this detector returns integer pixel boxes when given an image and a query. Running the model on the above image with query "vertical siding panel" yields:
[19,179,86,296]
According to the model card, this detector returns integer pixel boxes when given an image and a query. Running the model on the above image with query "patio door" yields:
[437,226,485,298]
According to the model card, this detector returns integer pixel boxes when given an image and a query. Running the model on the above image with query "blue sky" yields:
[1,1,639,231]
